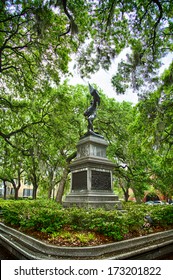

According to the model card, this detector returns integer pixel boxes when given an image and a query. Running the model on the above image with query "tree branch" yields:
[105,0,116,33]
[151,0,163,56]
[138,0,153,25]
[0,7,32,24]
[60,0,78,36]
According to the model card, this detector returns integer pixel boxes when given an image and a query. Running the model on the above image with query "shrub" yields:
[0,199,173,242]
[0,199,65,233]
[149,205,173,226]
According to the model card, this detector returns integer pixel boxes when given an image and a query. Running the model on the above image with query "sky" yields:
[67,51,173,105]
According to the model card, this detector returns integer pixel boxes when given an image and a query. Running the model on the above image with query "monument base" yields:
[63,190,122,210]
[63,134,122,210]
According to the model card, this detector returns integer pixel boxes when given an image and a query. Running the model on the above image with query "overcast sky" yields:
[68,51,173,105]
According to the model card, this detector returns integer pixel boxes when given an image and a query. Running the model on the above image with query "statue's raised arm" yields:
[88,83,100,107]
[84,83,100,133]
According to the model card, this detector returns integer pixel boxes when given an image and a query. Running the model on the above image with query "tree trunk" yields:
[124,188,129,202]
[14,188,19,200]
[55,151,76,203]
[30,171,39,199]
[48,186,52,199]
[3,180,7,200]
[32,184,38,199]
[55,168,68,203]
[11,179,19,200]
[48,171,54,199]
[119,178,129,202]
[11,168,23,200]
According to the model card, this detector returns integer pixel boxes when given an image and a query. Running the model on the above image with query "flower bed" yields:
[0,199,173,246]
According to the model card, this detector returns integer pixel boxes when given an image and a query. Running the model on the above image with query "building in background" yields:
[0,179,33,199]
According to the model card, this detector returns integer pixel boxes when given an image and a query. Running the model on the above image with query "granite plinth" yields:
[63,135,122,210]
[63,190,122,210]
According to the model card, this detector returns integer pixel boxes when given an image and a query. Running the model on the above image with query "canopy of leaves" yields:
[133,62,173,197]
[0,1,173,201]
[0,0,91,95]
[74,0,173,96]
[0,82,88,199]
[1,0,172,97]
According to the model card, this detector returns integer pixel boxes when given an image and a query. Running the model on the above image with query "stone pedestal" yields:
[63,134,122,210]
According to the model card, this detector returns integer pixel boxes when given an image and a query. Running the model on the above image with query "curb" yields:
[0,223,173,259]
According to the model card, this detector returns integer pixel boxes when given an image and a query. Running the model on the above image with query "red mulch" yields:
[21,225,173,247]
[22,229,114,247]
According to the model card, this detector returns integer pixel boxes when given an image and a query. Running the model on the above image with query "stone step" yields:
[64,194,119,202]
[63,200,122,210]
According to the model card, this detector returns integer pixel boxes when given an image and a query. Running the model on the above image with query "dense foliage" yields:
[0,199,173,243]
[0,83,87,200]
[0,1,173,202]
[1,0,172,94]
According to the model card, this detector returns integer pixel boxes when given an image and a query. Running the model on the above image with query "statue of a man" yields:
[84,84,100,132]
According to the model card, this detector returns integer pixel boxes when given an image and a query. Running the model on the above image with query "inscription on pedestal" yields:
[72,171,87,190]
[91,170,111,190]
[77,144,89,158]
[91,145,106,157]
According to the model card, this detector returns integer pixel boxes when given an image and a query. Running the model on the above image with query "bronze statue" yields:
[84,83,100,133]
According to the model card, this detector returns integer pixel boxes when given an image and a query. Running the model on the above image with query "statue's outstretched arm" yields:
[88,83,100,106]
